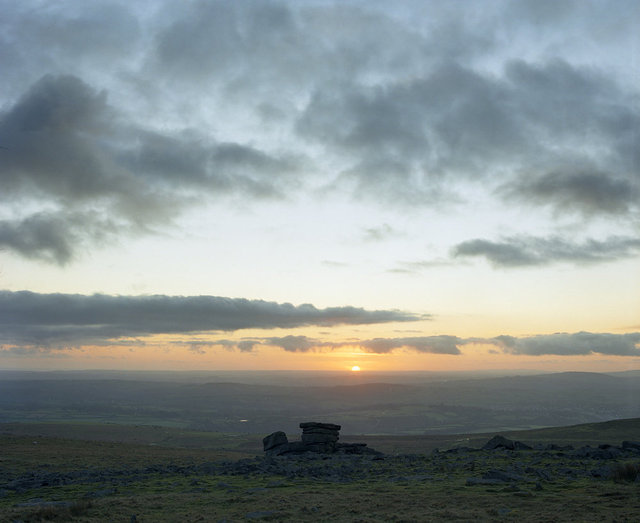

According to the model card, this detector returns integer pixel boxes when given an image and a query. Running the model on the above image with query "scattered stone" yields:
[622,441,640,451]
[483,470,526,482]
[466,477,504,486]
[445,446,475,454]
[245,510,277,519]
[571,446,623,459]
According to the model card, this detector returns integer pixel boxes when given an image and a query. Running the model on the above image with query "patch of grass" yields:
[0,433,252,475]
[611,462,640,483]
[16,500,92,522]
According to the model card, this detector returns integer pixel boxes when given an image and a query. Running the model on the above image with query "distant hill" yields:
[1,370,638,435]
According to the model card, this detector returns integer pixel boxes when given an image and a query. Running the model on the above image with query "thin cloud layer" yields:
[0,291,420,347]
[175,332,640,358]
[205,335,464,355]
[359,336,462,355]
[492,332,640,357]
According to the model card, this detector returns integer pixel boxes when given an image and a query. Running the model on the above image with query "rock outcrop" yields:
[263,422,381,456]
[482,435,532,451]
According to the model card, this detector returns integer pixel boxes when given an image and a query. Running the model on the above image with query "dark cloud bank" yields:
[0,290,637,358]
[0,290,420,347]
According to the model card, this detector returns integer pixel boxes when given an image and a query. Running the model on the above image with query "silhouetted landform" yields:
[263,422,382,456]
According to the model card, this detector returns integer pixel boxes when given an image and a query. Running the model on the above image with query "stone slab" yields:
[302,433,339,444]
[301,427,340,435]
[299,422,341,431]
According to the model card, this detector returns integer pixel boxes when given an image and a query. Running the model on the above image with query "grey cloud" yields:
[264,335,317,352]
[180,338,260,354]
[0,211,118,265]
[491,332,640,356]
[452,235,640,268]
[0,2,142,100]
[298,56,639,213]
[0,291,420,347]
[120,131,299,198]
[0,74,116,201]
[363,224,397,242]
[151,2,430,96]
[237,340,261,353]
[0,213,75,265]
[187,344,207,355]
[0,74,303,262]
[501,168,638,216]
[1,0,639,269]
[0,346,74,358]
[208,339,262,353]
[150,4,639,216]
[359,336,463,355]
[203,335,462,355]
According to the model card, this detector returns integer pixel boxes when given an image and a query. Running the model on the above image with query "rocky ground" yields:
[2,434,640,521]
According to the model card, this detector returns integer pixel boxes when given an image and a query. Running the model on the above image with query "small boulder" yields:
[483,435,516,450]
[263,431,288,451]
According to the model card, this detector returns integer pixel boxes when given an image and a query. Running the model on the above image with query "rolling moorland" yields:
[1,418,640,521]
[1,370,639,435]
[1,370,639,521]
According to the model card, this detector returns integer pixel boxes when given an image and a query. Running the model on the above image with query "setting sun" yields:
[351,366,361,372]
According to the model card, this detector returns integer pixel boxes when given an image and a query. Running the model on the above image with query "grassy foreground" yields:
[1,420,639,521]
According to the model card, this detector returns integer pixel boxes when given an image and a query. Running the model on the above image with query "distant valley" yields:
[1,370,638,435]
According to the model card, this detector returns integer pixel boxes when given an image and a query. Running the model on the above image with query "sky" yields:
[0,0,639,372]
